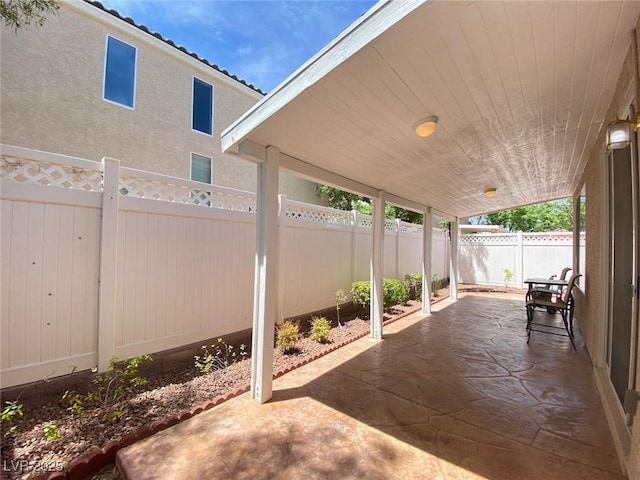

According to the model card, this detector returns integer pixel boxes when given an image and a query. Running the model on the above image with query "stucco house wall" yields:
[575,25,640,478]
[0,0,320,204]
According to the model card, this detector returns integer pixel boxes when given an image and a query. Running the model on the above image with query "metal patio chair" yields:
[526,273,581,350]
[529,267,572,313]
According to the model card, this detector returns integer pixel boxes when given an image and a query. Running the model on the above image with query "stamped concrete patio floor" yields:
[117,294,623,479]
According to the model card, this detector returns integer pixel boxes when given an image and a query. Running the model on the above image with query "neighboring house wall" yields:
[0,0,320,204]
[575,24,640,479]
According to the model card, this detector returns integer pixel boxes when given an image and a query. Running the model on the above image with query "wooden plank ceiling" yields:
[223,0,640,218]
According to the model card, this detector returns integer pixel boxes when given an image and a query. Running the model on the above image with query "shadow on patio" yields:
[117,294,623,479]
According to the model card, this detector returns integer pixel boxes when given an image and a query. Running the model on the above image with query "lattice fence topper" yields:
[119,175,256,212]
[0,155,103,192]
[385,219,396,231]
[399,222,422,234]
[285,203,352,226]
[358,215,373,229]
[460,234,517,244]
[523,233,575,243]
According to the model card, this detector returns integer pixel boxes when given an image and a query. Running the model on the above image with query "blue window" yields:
[192,78,213,135]
[103,36,136,108]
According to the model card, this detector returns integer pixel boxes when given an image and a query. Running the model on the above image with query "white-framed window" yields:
[192,77,213,135]
[103,36,137,108]
[190,153,212,184]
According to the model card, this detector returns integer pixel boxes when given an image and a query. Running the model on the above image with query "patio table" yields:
[523,277,574,333]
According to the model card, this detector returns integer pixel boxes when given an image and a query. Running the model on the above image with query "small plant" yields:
[503,268,514,289]
[111,405,126,421]
[351,281,371,309]
[335,289,348,327]
[1,400,23,436]
[43,422,60,442]
[277,320,300,353]
[1,400,23,423]
[310,316,331,343]
[194,338,248,374]
[61,390,84,415]
[61,354,153,418]
[93,354,153,405]
[431,274,442,298]
[404,273,422,301]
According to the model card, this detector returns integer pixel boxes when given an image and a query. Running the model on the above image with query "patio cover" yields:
[222,0,639,217]
[221,0,640,402]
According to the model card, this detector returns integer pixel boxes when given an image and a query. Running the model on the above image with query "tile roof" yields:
[86,0,266,95]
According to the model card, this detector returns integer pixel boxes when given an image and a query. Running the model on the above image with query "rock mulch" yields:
[1,300,428,480]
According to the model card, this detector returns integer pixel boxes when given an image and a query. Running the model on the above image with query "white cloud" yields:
[99,0,376,91]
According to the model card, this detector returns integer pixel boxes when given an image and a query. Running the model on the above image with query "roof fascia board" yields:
[235,140,435,215]
[221,0,428,152]
[433,210,456,222]
[234,139,381,198]
[63,0,263,100]
[280,151,381,199]
[385,193,429,214]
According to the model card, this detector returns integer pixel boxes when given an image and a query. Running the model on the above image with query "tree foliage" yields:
[482,199,584,232]
[314,185,423,224]
[1,0,58,30]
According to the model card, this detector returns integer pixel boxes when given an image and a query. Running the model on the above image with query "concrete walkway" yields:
[117,294,623,479]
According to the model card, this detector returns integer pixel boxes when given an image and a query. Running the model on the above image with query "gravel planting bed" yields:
[1,299,430,480]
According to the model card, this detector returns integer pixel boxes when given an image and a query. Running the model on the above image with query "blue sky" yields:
[100,0,377,92]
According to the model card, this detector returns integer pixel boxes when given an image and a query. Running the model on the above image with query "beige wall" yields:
[576,26,640,478]
[0,1,320,204]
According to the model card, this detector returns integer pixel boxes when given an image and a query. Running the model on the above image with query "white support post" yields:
[97,157,120,372]
[278,195,287,324]
[422,208,433,314]
[572,193,580,276]
[395,218,401,279]
[450,217,459,300]
[516,232,524,288]
[251,146,280,403]
[351,210,359,283]
[370,192,386,339]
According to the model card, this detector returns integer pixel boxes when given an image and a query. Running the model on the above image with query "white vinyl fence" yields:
[0,145,448,388]
[459,232,585,288]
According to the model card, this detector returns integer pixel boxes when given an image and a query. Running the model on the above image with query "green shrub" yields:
[277,320,300,353]
[404,273,422,301]
[351,278,410,311]
[351,281,371,309]
[431,274,442,297]
[383,278,409,308]
[310,316,331,343]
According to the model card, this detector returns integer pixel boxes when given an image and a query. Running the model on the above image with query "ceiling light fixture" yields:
[606,114,640,150]
[484,188,497,198]
[412,116,438,137]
